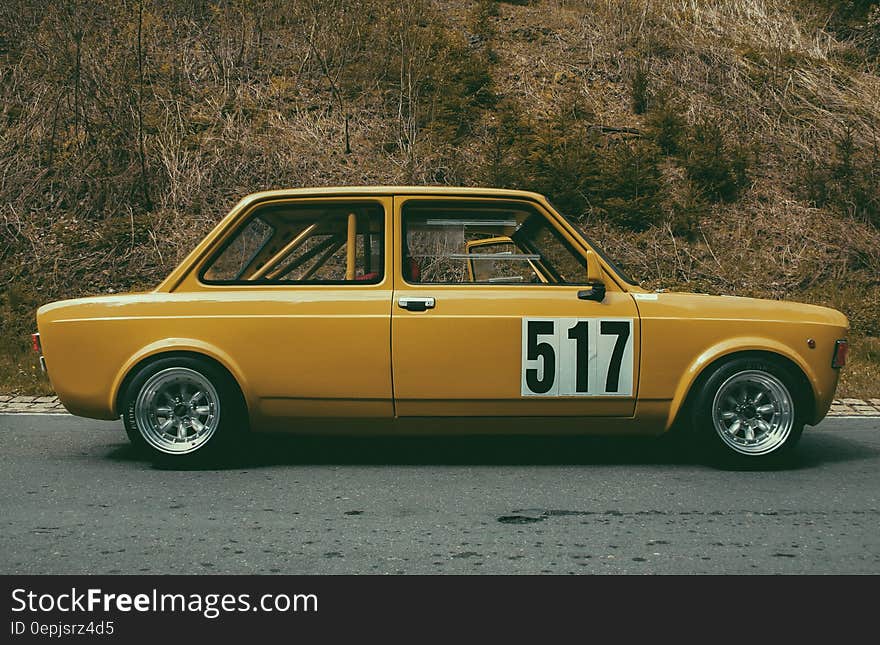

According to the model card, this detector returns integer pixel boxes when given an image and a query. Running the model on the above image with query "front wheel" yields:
[690,357,805,466]
[121,357,246,466]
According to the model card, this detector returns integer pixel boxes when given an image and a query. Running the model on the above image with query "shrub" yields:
[472,0,500,35]
[479,100,530,187]
[665,179,707,240]
[598,141,664,231]
[630,61,650,115]
[381,5,496,148]
[479,100,665,230]
[426,46,496,141]
[799,126,880,228]
[521,116,604,216]
[683,117,751,202]
[645,91,686,155]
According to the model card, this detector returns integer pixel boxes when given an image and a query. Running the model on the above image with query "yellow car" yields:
[34,187,849,465]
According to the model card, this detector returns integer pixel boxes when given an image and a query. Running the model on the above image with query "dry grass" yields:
[591,180,880,299]
[838,336,880,399]
[0,342,50,396]
[0,0,877,396]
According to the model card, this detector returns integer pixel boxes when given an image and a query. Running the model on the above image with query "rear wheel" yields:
[690,357,805,466]
[121,356,246,466]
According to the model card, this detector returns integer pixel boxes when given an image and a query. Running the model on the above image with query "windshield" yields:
[546,201,639,286]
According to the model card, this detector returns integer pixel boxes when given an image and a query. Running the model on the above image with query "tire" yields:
[689,356,806,467]
[121,356,247,466]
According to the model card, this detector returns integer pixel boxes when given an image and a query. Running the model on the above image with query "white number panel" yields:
[521,318,634,397]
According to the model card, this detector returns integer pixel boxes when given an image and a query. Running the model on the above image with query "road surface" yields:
[1,415,878,574]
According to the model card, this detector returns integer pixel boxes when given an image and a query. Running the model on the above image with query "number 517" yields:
[521,318,633,397]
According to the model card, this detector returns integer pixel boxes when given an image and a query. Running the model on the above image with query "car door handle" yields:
[398,297,435,312]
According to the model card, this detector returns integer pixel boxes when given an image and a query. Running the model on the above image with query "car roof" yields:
[238,186,548,203]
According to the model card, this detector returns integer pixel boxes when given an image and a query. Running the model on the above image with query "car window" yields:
[513,216,586,284]
[203,216,274,282]
[202,201,384,284]
[402,200,587,285]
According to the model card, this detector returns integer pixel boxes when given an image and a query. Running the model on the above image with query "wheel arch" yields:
[666,342,816,432]
[112,341,252,418]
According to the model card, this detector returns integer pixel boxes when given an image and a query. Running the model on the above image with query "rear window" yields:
[201,201,385,284]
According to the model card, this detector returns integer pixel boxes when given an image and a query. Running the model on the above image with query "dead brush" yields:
[1,0,878,396]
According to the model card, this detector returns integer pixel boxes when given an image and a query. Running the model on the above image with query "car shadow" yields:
[792,430,879,469]
[103,428,878,471]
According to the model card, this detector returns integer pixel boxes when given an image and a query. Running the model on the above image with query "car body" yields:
[35,186,849,463]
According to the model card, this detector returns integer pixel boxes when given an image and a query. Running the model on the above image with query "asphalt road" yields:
[1,415,878,574]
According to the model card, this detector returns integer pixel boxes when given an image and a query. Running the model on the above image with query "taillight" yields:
[31,333,41,354]
[832,339,848,368]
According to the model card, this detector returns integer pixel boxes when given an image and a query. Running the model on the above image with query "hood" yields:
[633,291,849,329]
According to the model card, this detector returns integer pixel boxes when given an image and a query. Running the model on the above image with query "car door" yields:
[391,195,640,417]
[190,195,394,419]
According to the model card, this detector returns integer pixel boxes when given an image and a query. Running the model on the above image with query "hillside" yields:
[1,0,878,395]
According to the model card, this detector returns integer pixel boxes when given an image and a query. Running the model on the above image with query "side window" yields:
[203,217,274,281]
[202,202,384,284]
[402,200,587,285]
[518,218,587,284]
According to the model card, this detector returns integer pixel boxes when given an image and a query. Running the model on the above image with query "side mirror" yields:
[578,250,605,302]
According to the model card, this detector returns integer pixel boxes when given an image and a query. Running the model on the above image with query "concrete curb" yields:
[1,395,879,416]
[830,398,880,416]
[0,395,67,414]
